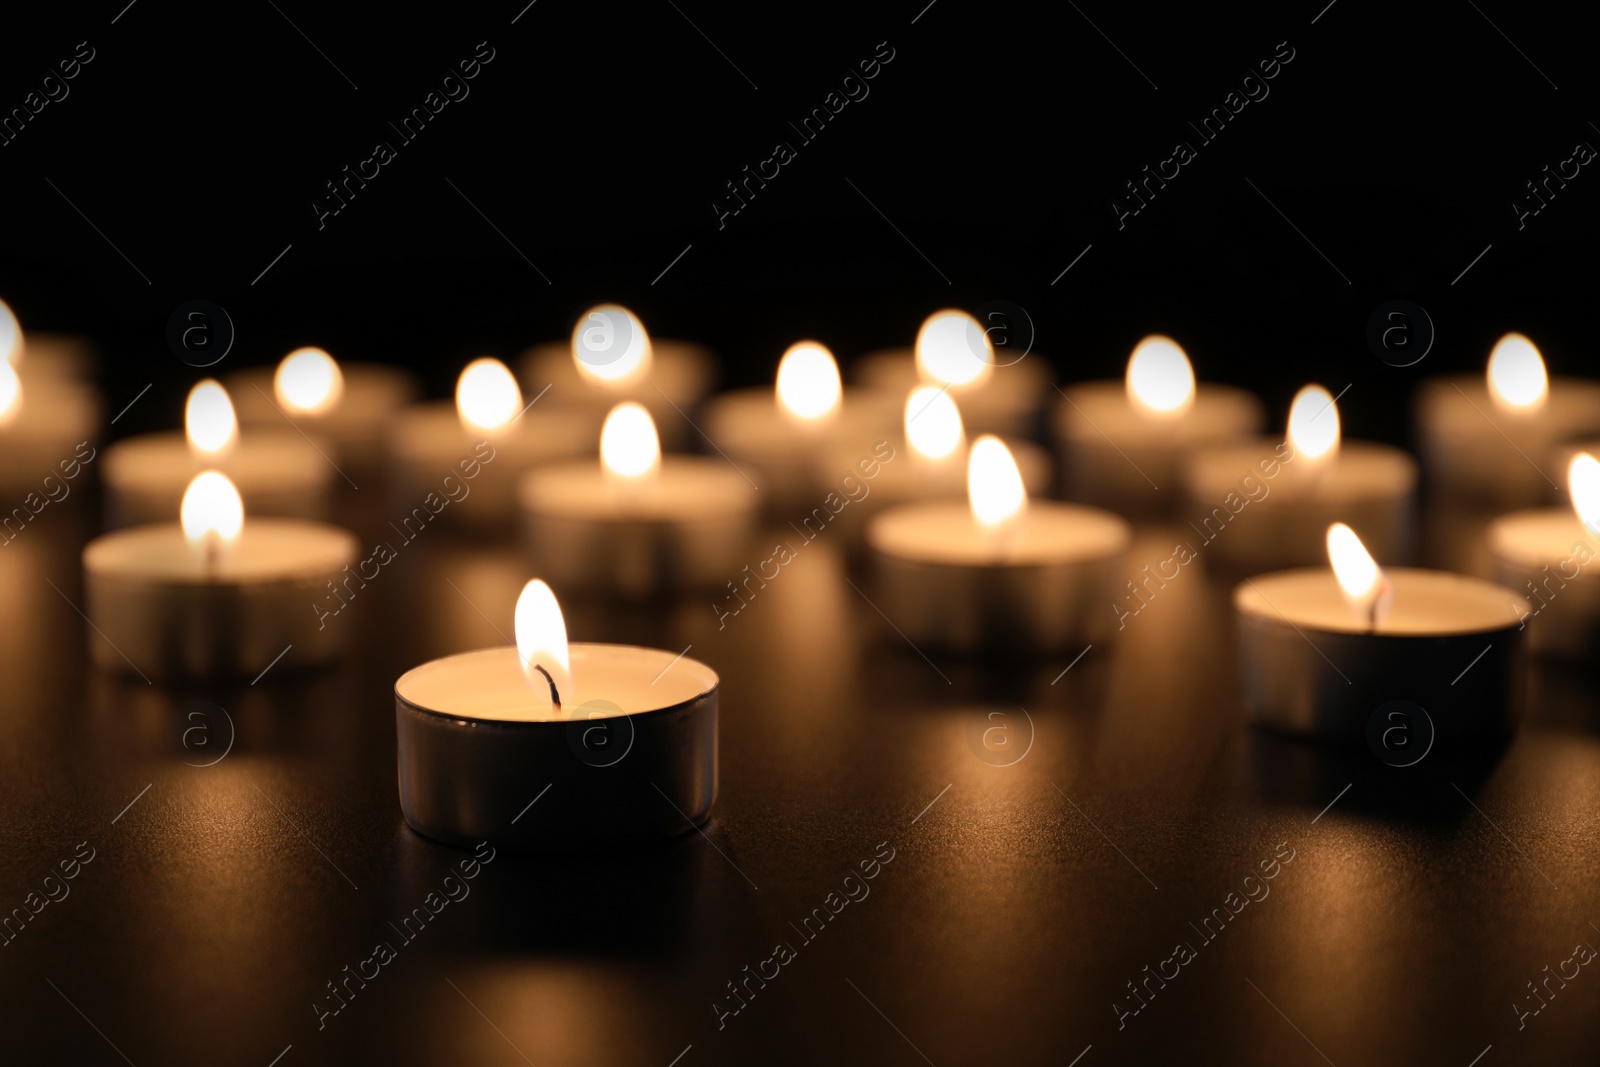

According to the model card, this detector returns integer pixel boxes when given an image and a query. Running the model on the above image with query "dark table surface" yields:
[1,472,1597,1067]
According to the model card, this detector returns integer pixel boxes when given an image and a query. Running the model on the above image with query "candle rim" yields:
[1234,566,1530,637]
[395,643,719,725]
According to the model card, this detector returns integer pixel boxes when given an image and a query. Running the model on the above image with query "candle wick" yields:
[531,663,562,712]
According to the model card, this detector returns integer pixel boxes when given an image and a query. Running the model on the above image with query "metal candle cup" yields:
[1235,568,1528,745]
[394,644,718,850]
[82,518,358,679]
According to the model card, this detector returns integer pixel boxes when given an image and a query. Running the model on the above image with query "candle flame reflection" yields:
[600,402,661,480]
[1125,335,1195,417]
[456,358,522,435]
[905,385,964,460]
[1327,522,1391,629]
[275,347,344,414]
[1487,332,1548,412]
[514,578,572,710]
[186,380,238,457]
[1569,452,1600,534]
[1287,383,1340,464]
[572,303,652,388]
[775,341,842,423]
[181,470,244,547]
[968,435,1027,528]
[916,309,992,389]
[0,360,20,426]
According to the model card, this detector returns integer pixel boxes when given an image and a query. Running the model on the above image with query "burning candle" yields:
[1179,383,1417,571]
[819,385,1052,546]
[1416,332,1600,507]
[82,470,358,678]
[394,578,719,848]
[518,402,758,596]
[103,379,334,528]
[1053,335,1263,516]
[519,304,715,451]
[0,296,97,383]
[705,340,901,513]
[854,309,1050,437]
[1485,452,1600,658]
[388,357,595,529]
[229,346,418,475]
[1235,523,1527,744]
[865,436,1130,650]
[0,354,101,495]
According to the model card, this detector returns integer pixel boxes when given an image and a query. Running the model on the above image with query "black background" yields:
[3,2,1600,1065]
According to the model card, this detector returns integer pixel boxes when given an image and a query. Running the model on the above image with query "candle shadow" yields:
[384,819,758,961]
[1246,728,1509,824]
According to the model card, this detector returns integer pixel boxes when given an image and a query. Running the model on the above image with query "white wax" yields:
[520,457,757,522]
[854,348,1048,435]
[228,363,418,457]
[824,435,1050,501]
[395,643,718,721]
[1055,380,1262,449]
[388,401,596,473]
[520,339,714,450]
[703,386,900,497]
[0,378,101,491]
[103,430,335,522]
[84,518,357,583]
[1184,439,1416,504]
[1486,509,1600,568]
[1415,376,1600,504]
[1234,568,1524,636]
[867,500,1129,566]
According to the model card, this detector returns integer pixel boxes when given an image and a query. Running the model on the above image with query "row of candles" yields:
[3,300,1594,848]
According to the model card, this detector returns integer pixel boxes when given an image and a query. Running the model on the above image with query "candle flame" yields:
[600,401,661,480]
[905,385,964,460]
[1326,522,1391,628]
[514,578,572,709]
[0,298,19,365]
[916,309,992,388]
[275,346,344,414]
[186,379,238,457]
[1569,452,1600,534]
[775,341,842,422]
[1487,332,1548,411]
[1125,335,1195,417]
[968,435,1028,528]
[572,303,652,387]
[1287,384,1340,463]
[0,360,20,426]
[456,357,522,434]
[181,470,244,547]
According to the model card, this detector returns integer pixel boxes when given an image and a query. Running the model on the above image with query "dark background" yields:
[3,2,1600,1066]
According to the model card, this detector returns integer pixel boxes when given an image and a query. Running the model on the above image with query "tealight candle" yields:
[819,386,1052,545]
[1053,335,1264,516]
[1485,453,1600,658]
[103,379,335,528]
[388,357,597,529]
[1180,384,1417,571]
[394,579,718,849]
[519,402,758,596]
[1,297,96,382]
[854,308,1050,437]
[865,436,1130,651]
[83,471,358,678]
[704,340,901,513]
[519,303,715,450]
[1416,332,1600,507]
[1236,523,1527,744]
[0,358,101,494]
[229,347,418,475]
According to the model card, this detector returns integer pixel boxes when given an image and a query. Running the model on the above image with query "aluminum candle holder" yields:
[394,643,718,850]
